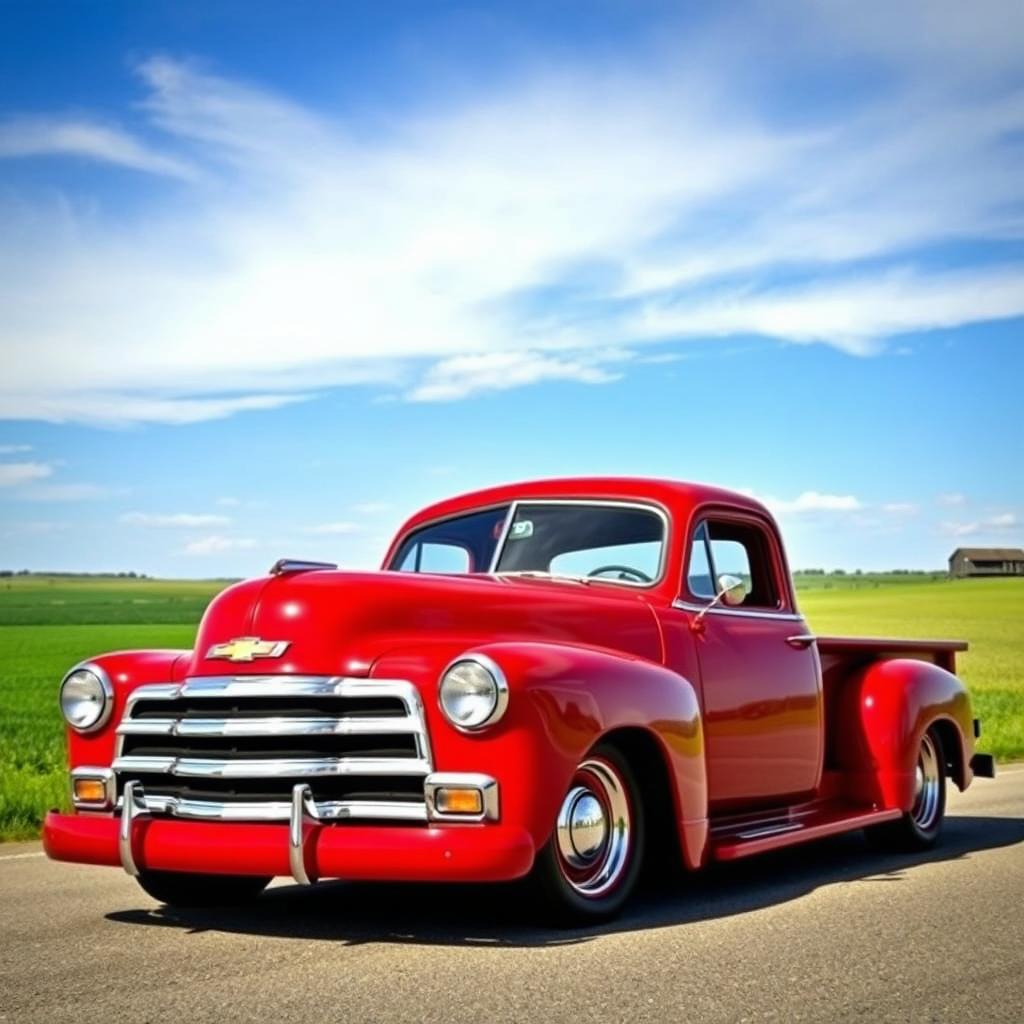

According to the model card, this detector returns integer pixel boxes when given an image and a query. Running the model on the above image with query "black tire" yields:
[866,726,946,852]
[529,743,645,925]
[136,870,271,908]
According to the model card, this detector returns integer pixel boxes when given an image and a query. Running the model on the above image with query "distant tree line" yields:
[0,570,150,578]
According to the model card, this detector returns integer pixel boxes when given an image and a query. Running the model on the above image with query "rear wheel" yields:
[136,870,271,908]
[529,744,644,924]
[866,726,946,851]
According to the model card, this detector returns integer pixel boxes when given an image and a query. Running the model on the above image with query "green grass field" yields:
[1,573,1021,839]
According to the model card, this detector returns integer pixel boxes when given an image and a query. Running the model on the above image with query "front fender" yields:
[64,650,192,769]
[371,640,707,869]
[836,658,975,811]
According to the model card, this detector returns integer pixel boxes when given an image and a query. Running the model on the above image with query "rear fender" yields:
[835,658,975,811]
[371,641,708,869]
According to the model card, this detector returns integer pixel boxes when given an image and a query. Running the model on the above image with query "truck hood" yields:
[189,570,662,677]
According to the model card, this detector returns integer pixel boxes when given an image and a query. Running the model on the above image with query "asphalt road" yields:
[2,768,1022,1024]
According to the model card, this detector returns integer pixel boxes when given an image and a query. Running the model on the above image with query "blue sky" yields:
[0,0,1022,576]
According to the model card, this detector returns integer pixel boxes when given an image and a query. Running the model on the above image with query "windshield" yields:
[390,502,665,586]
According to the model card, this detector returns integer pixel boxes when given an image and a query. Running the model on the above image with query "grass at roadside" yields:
[0,574,1021,839]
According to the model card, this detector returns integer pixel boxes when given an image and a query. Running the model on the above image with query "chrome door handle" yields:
[785,634,817,649]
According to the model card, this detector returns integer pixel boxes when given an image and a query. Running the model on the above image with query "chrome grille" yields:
[113,676,433,822]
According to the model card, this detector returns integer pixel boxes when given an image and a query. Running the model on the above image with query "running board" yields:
[710,803,903,862]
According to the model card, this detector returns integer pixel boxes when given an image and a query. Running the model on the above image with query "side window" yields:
[397,541,471,574]
[686,518,782,608]
[686,523,715,599]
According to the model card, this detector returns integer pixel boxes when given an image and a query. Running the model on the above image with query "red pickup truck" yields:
[45,478,995,922]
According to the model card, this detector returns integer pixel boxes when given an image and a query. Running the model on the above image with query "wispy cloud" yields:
[762,491,863,515]
[941,513,1020,537]
[0,444,33,454]
[0,461,52,487]
[120,511,231,528]
[938,492,968,506]
[302,521,361,536]
[17,482,118,501]
[1,3,1023,424]
[182,534,257,555]
[0,117,197,179]
[408,352,621,402]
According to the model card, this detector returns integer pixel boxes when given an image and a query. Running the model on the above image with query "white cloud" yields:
[0,461,52,486]
[302,521,361,535]
[215,497,241,507]
[941,513,1019,537]
[408,351,620,402]
[938,492,968,506]
[987,513,1018,529]
[350,502,392,515]
[0,117,197,179]
[17,482,118,501]
[1,7,1023,424]
[120,512,231,528]
[882,502,919,515]
[765,491,863,514]
[182,535,258,555]
[0,444,33,454]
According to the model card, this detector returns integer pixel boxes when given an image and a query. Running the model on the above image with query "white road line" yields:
[0,852,43,861]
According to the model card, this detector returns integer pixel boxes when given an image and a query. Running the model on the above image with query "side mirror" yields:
[692,573,748,630]
[717,573,747,607]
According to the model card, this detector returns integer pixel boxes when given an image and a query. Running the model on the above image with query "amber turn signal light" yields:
[434,787,484,815]
[73,777,108,804]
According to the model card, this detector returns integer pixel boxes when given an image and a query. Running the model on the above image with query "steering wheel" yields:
[586,564,653,584]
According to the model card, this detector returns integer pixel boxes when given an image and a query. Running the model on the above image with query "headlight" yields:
[59,666,113,733]
[439,655,509,731]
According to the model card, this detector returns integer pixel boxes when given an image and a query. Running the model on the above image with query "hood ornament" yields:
[206,637,291,662]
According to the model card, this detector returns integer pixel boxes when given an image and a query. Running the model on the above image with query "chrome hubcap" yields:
[558,788,608,866]
[911,733,941,830]
[555,759,631,898]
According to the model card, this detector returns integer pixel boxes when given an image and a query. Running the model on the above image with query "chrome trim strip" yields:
[70,765,116,810]
[289,783,319,885]
[424,772,499,822]
[672,600,805,623]
[119,780,146,877]
[116,793,428,823]
[117,716,421,738]
[489,499,670,588]
[735,822,803,840]
[112,755,432,778]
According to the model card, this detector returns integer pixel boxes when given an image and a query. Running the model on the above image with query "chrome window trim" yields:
[70,765,116,811]
[489,498,671,590]
[672,599,805,623]
[60,661,115,735]
[387,501,513,574]
[438,652,510,733]
[424,772,499,822]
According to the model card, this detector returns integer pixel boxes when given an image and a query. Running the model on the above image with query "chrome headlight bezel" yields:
[438,654,509,732]
[59,664,114,734]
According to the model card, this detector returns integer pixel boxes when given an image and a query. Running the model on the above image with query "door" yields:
[680,516,823,810]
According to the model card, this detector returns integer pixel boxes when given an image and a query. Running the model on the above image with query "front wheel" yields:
[136,870,271,908]
[529,744,644,924]
[866,726,946,852]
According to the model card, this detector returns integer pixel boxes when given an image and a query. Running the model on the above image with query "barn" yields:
[948,547,1024,578]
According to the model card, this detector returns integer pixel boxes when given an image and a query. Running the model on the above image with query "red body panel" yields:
[46,477,983,884]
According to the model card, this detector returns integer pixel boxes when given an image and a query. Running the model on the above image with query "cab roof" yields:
[395,476,772,536]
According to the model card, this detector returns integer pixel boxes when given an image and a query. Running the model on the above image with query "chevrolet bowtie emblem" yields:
[206,637,290,662]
